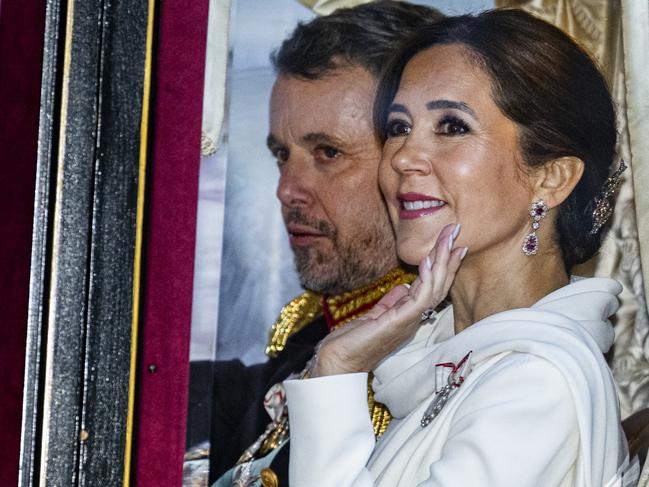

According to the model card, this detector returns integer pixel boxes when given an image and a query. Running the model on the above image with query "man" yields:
[208,3,443,485]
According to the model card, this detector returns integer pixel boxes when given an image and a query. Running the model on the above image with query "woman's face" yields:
[379,44,537,265]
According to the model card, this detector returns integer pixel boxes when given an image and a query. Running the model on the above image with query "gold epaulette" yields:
[265,291,323,358]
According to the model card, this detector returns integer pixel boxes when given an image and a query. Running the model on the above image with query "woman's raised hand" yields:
[311,223,467,377]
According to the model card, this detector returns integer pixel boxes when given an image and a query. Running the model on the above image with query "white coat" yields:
[285,278,638,487]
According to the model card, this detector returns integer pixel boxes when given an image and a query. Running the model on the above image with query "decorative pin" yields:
[590,159,627,235]
[421,351,472,428]
[420,307,437,323]
[522,199,549,256]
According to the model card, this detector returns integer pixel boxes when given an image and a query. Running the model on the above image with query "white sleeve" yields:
[420,354,580,487]
[286,356,580,487]
[284,373,376,487]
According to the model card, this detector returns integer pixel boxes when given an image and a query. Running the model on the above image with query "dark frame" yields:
[19,0,154,484]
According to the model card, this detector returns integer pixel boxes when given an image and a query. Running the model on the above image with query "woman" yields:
[283,10,637,487]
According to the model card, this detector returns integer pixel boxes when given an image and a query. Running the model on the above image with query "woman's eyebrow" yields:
[426,99,476,118]
[387,103,410,116]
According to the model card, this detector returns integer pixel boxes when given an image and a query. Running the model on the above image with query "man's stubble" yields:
[289,208,397,295]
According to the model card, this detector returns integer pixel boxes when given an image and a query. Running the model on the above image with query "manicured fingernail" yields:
[460,247,469,259]
[448,224,461,251]
[403,283,411,289]
[426,256,432,270]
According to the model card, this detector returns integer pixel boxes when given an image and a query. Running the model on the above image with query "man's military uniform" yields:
[207,268,414,486]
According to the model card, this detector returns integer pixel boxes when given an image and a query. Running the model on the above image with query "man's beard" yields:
[286,209,396,295]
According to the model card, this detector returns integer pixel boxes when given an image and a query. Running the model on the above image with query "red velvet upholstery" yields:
[0,0,46,484]
[133,0,208,484]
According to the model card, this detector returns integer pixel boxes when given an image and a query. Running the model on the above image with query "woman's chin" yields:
[396,227,446,266]
[397,245,427,267]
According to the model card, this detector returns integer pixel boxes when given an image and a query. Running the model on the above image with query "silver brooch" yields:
[421,351,472,428]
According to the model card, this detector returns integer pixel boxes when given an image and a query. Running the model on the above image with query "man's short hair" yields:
[271,1,444,79]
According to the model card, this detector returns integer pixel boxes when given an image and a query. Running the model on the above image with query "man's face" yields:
[268,66,398,295]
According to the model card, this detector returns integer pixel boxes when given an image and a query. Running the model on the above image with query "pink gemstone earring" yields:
[522,199,549,256]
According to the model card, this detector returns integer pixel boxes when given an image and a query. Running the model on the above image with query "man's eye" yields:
[437,116,470,136]
[386,119,411,138]
[315,145,341,160]
[273,148,289,162]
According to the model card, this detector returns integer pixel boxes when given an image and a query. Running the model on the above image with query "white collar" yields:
[372,276,621,418]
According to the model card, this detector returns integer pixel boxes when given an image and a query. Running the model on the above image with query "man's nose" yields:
[276,158,313,208]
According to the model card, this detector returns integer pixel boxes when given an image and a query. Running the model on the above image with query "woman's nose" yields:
[389,138,431,175]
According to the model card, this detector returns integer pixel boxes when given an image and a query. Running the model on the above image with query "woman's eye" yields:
[315,145,341,160]
[386,119,411,138]
[437,116,470,136]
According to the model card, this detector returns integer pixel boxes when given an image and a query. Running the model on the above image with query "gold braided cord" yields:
[326,268,416,324]
[367,373,392,438]
[265,291,323,358]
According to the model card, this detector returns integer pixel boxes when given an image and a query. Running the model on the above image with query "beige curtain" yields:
[618,8,649,484]
[495,1,621,79]
[621,0,649,311]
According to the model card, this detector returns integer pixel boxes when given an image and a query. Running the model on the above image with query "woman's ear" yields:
[533,156,584,208]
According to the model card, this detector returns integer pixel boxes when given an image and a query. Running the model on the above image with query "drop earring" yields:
[522,199,549,256]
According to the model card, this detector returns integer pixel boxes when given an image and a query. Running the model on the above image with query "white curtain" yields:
[201,0,231,157]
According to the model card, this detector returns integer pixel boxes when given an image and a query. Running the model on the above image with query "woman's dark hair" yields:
[375,9,618,271]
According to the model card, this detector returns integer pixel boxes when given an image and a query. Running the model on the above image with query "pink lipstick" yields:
[397,192,446,220]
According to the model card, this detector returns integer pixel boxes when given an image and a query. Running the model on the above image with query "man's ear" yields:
[533,156,584,208]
